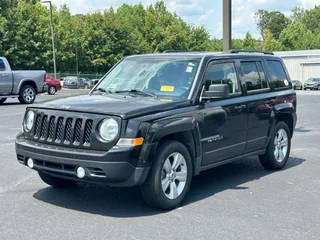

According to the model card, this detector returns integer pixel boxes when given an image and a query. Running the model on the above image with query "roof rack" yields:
[228,49,274,55]
[163,50,187,53]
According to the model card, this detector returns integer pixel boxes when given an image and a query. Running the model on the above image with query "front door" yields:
[198,60,247,166]
[0,59,13,95]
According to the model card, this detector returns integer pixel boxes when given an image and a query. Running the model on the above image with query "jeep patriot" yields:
[15,51,297,209]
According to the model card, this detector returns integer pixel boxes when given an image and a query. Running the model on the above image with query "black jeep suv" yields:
[16,51,297,209]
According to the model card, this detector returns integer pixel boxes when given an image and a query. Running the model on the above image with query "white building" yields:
[274,50,320,83]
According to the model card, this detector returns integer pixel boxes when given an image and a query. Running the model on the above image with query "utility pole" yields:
[42,1,57,79]
[223,0,232,52]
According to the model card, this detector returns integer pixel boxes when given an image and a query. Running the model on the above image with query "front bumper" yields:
[15,137,150,187]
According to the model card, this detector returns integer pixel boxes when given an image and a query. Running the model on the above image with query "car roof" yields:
[126,51,282,60]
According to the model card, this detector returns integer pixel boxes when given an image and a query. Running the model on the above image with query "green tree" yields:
[242,32,257,50]
[279,22,316,50]
[255,10,291,40]
[302,6,320,33]
[262,30,283,51]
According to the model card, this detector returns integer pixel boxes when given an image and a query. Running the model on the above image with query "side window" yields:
[204,62,241,95]
[240,61,268,91]
[266,60,290,89]
[0,59,5,71]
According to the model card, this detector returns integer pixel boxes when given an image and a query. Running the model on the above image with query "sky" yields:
[49,0,320,39]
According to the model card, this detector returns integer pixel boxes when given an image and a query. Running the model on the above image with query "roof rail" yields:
[228,49,274,55]
[163,50,187,53]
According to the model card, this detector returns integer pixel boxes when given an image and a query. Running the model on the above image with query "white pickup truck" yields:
[0,57,47,104]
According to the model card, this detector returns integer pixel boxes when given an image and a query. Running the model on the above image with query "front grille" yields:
[30,112,94,148]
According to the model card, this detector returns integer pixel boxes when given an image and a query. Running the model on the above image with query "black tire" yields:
[39,172,76,188]
[48,86,57,95]
[18,85,36,104]
[0,98,7,104]
[140,140,193,210]
[259,121,291,170]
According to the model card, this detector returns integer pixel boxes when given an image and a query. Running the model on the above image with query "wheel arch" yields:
[19,80,38,94]
[273,102,296,138]
[143,117,202,176]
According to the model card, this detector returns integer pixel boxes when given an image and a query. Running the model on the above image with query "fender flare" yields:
[139,117,203,175]
[17,79,38,94]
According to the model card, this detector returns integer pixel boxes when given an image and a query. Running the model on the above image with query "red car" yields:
[45,75,61,95]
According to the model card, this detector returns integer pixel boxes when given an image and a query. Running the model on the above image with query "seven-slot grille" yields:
[32,112,93,147]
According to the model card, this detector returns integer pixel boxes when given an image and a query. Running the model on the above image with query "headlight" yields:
[24,110,35,132]
[98,118,119,142]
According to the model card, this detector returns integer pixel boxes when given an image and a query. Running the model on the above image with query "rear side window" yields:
[240,61,268,91]
[0,59,5,71]
[266,60,290,89]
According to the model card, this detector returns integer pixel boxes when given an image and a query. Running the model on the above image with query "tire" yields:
[259,121,291,170]
[18,85,36,104]
[0,98,7,104]
[140,140,193,210]
[48,86,57,95]
[39,172,76,188]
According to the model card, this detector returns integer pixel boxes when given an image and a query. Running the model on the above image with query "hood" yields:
[32,94,190,119]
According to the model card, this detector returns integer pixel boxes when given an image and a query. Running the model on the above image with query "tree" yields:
[302,6,320,33]
[279,22,316,50]
[262,30,283,51]
[242,32,257,50]
[255,10,291,40]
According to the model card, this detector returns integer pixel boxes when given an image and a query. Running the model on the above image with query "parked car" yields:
[84,78,100,89]
[291,80,303,90]
[304,78,320,90]
[0,57,47,104]
[63,76,85,89]
[16,51,297,209]
[45,75,61,95]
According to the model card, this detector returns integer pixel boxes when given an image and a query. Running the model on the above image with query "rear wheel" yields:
[0,98,7,104]
[48,86,57,95]
[259,121,291,170]
[39,172,76,188]
[141,140,193,210]
[18,85,36,104]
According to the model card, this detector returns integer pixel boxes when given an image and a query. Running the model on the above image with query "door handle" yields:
[1,73,9,77]
[234,104,246,110]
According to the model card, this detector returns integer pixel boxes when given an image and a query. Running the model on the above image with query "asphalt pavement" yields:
[0,90,319,240]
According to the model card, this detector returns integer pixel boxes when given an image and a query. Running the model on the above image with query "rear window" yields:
[240,61,268,91]
[266,60,290,89]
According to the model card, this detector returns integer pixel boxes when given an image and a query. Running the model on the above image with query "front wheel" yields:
[0,98,7,104]
[18,85,36,104]
[259,121,291,170]
[141,140,193,210]
[39,172,76,188]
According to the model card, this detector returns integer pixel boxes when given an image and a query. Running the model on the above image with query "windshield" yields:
[95,56,201,100]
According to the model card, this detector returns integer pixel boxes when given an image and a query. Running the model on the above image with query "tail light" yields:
[43,73,47,82]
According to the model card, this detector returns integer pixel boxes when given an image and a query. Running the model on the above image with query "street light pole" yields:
[223,0,232,52]
[42,1,57,79]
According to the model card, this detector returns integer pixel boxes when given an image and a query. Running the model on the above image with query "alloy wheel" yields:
[23,87,35,103]
[161,152,187,200]
[274,129,288,162]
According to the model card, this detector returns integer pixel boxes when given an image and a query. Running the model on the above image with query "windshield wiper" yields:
[92,88,112,94]
[114,89,156,98]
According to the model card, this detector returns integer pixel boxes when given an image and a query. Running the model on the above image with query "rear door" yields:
[239,59,273,152]
[198,60,247,166]
[0,59,13,95]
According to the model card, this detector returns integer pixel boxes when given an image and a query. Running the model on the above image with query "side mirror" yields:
[202,84,229,101]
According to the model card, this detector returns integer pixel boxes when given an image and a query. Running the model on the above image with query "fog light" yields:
[27,158,34,169]
[76,167,86,179]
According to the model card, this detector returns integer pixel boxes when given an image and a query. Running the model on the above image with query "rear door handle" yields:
[234,104,246,110]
